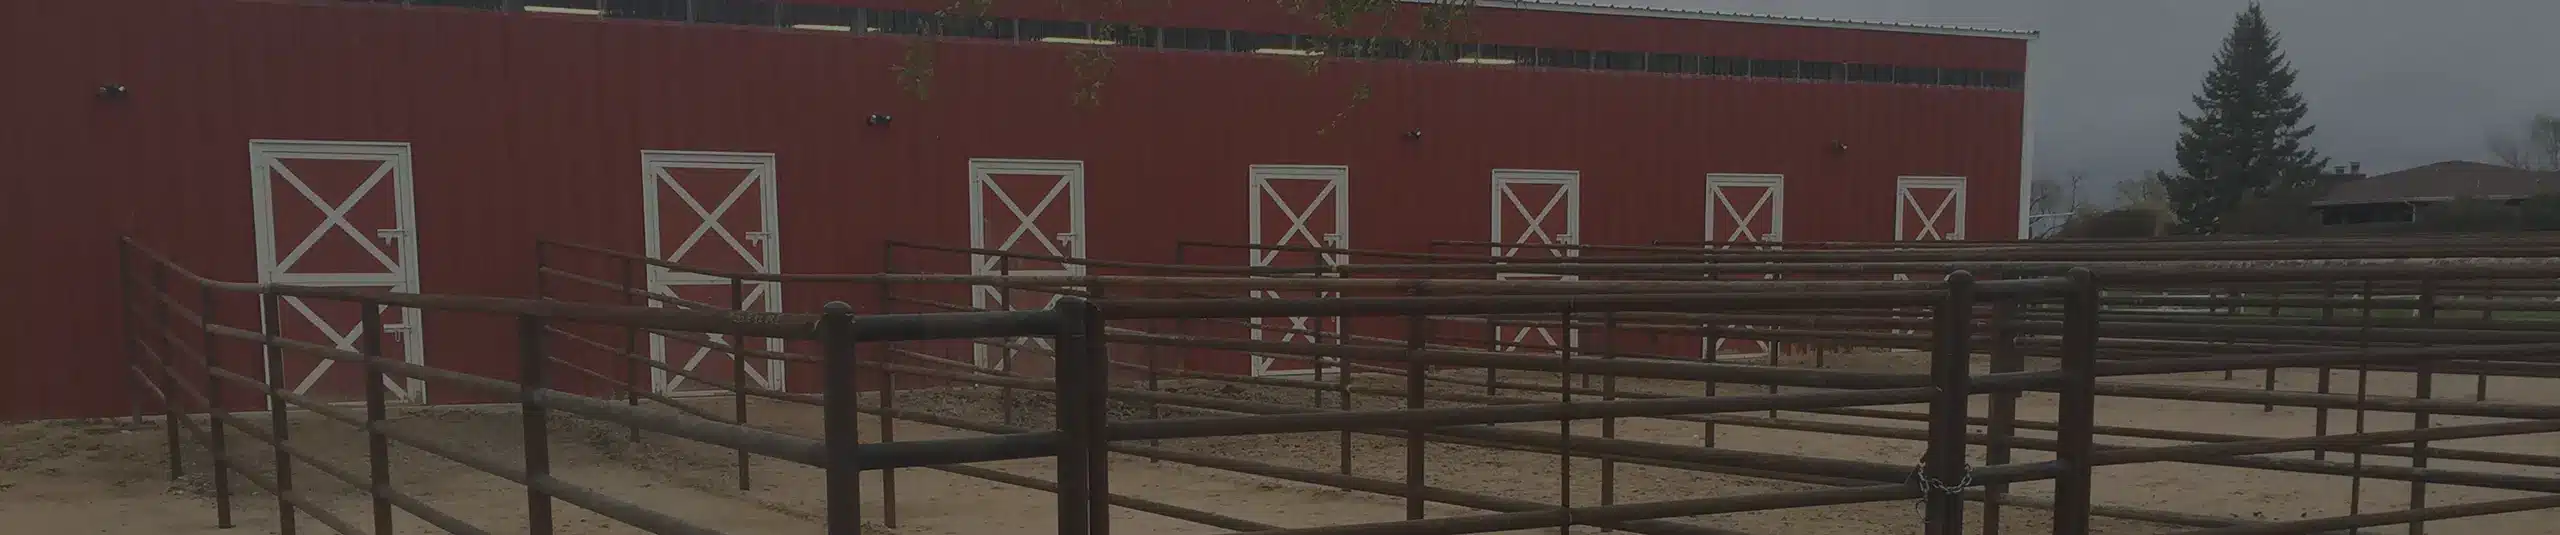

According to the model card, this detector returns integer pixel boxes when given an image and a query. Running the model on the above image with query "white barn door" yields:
[250,140,425,403]
[970,159,1087,368]
[1890,176,1967,337]
[1892,176,1969,284]
[642,150,784,394]
[1247,165,1349,376]
[1490,169,1581,354]
[1704,174,1785,360]
[1897,176,1968,243]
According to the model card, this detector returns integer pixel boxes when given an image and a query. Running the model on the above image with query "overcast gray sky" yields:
[1622,0,2560,205]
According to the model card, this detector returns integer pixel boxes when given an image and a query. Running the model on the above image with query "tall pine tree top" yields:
[2163,3,2329,234]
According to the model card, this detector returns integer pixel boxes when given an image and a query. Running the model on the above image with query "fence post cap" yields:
[822,301,854,315]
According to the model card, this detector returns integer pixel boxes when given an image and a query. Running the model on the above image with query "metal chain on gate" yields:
[1906,445,1978,520]
[1908,463,1976,495]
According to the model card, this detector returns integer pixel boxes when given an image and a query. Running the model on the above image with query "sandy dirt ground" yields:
[6,350,2557,535]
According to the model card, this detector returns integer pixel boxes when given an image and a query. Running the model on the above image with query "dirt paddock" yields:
[7,350,2558,535]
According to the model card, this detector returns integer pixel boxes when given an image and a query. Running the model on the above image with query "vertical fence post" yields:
[1484,316,1501,396]
[1160,247,1181,456]
[2262,288,2282,412]
[1404,288,1431,521]
[153,263,183,481]
[819,302,863,535]
[201,286,235,528]
[2349,280,2374,517]
[1555,310,1576,535]
[1983,289,2021,535]
[2220,286,2237,380]
[999,259,1018,426]
[1700,327,1719,448]
[2052,268,2098,535]
[1923,271,1975,535]
[1336,304,1354,476]
[621,254,643,443]
[2409,277,2438,535]
[1599,311,1619,523]
[729,277,753,491]
[519,314,555,535]
[1077,297,1112,535]
[2313,279,2335,461]
[119,242,144,428]
[876,242,902,528]
[1054,297,1094,535]
[260,290,297,535]
[2477,282,2496,401]
[359,302,394,535]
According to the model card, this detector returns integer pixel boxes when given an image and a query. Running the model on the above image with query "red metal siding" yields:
[1,0,2024,420]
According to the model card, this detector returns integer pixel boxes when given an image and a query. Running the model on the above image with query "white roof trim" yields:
[1442,0,2039,40]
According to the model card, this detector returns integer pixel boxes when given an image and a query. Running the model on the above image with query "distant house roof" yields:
[2313,161,2560,207]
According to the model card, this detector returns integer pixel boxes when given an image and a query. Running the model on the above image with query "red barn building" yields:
[0,0,2033,420]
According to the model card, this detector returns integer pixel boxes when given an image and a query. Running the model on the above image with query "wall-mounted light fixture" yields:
[97,84,129,99]
[1405,130,1424,140]
[866,114,894,126]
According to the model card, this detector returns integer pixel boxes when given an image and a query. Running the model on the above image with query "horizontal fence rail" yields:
[109,232,2560,535]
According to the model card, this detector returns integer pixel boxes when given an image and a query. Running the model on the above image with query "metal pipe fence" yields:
[115,233,2560,535]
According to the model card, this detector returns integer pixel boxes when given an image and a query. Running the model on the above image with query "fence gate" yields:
[642,150,784,394]
[1704,174,1785,360]
[1247,165,1349,376]
[250,140,425,403]
[970,159,1087,369]
[1491,169,1582,354]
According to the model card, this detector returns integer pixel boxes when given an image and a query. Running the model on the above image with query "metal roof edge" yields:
[1443,0,2041,40]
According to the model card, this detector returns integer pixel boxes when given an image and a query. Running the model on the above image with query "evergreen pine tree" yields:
[2162,3,2329,234]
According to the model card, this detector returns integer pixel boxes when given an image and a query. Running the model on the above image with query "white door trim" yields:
[969,158,1088,275]
[249,139,426,403]
[1490,169,1582,266]
[641,150,785,394]
[1247,164,1351,376]
[1705,173,1785,245]
[1896,176,1969,242]
[1703,173,1786,360]
[969,158,1088,368]
[1489,169,1582,355]
[1248,164,1351,268]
